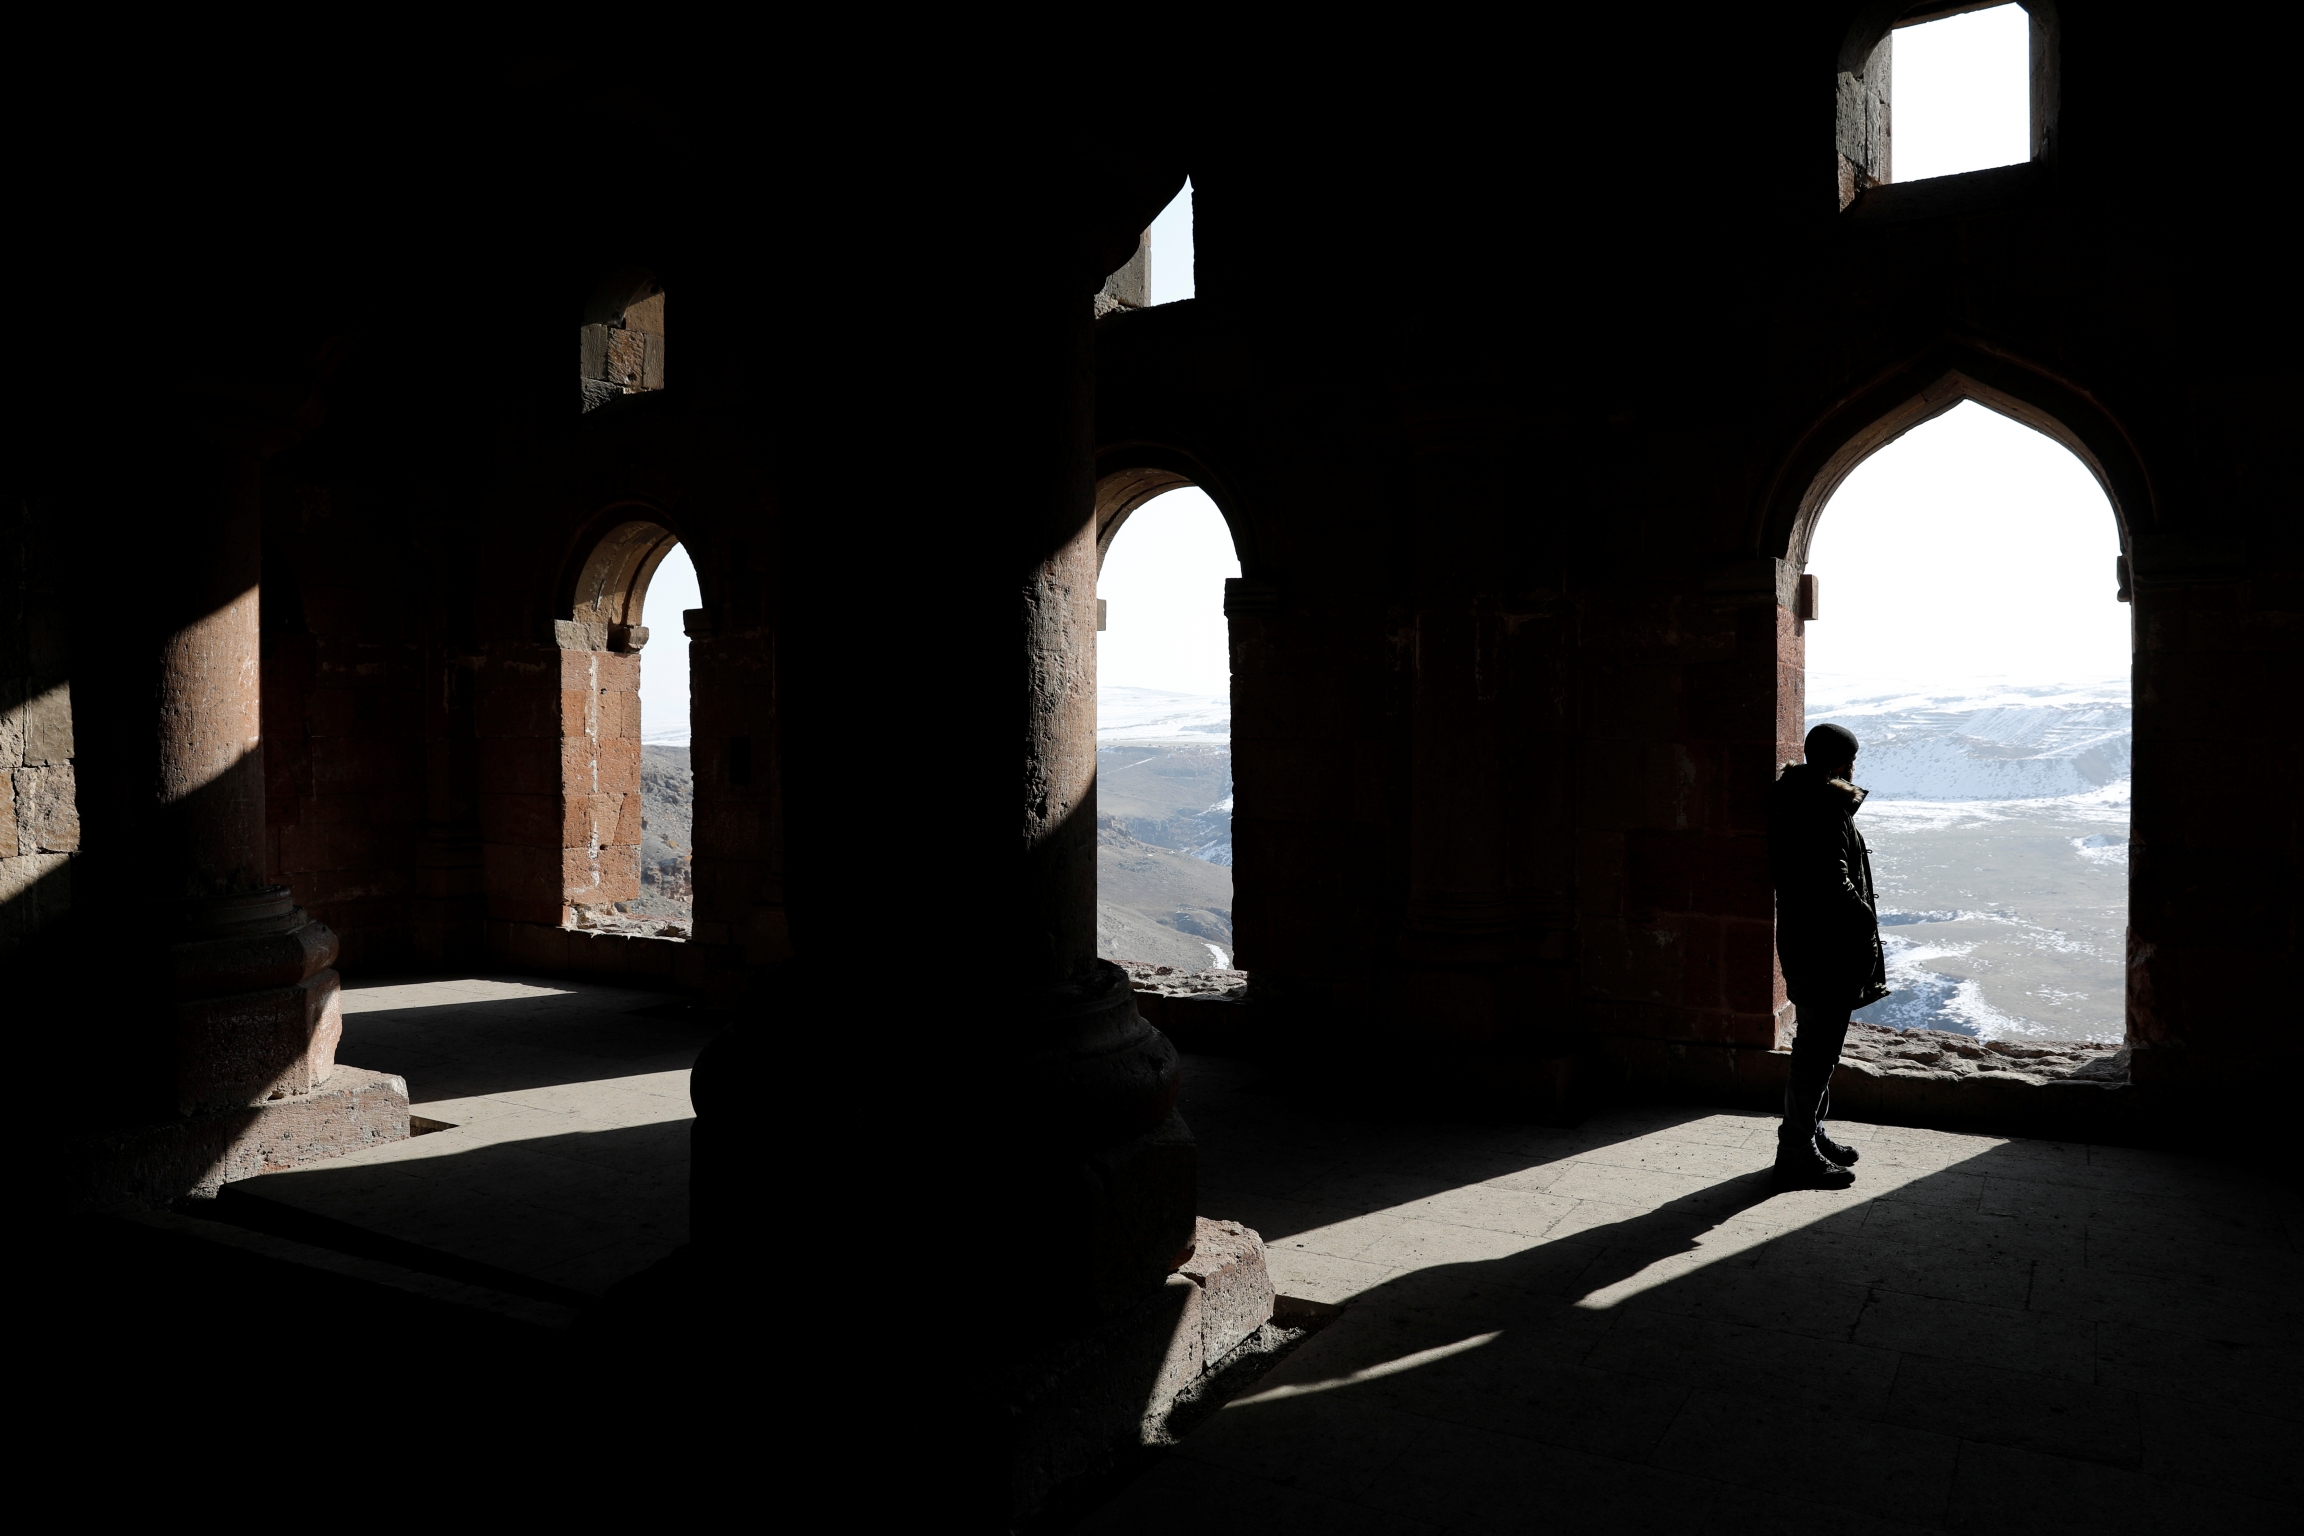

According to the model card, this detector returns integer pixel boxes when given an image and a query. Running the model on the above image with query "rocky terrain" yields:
[1096,731,1236,971]
[1832,1019,2125,1083]
[580,744,693,935]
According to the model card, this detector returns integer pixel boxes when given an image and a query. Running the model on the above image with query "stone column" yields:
[154,420,348,1116]
[1013,282,1194,1325]
[71,399,408,1204]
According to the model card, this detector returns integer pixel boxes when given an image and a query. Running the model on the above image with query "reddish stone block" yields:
[476,682,560,739]
[598,686,641,740]
[612,790,645,845]
[595,734,640,795]
[479,790,562,848]
[559,650,601,691]
[594,840,640,901]
[595,653,641,693]
[561,843,603,900]
[558,734,599,791]
[483,841,562,903]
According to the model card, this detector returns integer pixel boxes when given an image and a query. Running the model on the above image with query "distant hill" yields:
[1098,689,1234,967]
[1809,681,2130,802]
[629,745,693,922]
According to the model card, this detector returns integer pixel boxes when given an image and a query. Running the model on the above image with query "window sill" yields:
[1845,159,2041,226]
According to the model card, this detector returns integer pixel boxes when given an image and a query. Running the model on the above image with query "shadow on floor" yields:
[334,974,716,1102]
[1065,1059,2302,1534]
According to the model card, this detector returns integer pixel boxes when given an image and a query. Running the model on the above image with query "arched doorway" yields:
[1094,481,1240,975]
[555,514,701,940]
[1793,399,2129,1043]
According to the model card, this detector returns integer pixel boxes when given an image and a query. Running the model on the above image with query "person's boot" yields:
[1773,1129,1856,1190]
[1815,1127,1860,1166]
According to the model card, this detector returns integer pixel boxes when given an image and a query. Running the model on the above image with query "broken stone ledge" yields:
[1121,961,1248,1047]
[483,918,720,989]
[1121,964,2145,1141]
[1600,1024,2141,1141]
[64,1065,410,1211]
[1008,1215,1274,1521]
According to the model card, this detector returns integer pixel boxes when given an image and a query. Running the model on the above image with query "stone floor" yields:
[1078,1056,2302,1534]
[224,974,707,1300]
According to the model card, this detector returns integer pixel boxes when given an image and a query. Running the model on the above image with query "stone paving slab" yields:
[1082,1055,2303,1533]
[226,975,708,1298]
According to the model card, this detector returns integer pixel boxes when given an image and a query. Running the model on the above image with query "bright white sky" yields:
[1806,402,2127,698]
[1148,179,1194,306]
[1098,488,1240,697]
[640,543,700,743]
[1893,3,2030,181]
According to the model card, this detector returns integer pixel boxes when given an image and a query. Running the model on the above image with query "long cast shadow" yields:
[1104,1103,2302,1534]
[333,974,714,1101]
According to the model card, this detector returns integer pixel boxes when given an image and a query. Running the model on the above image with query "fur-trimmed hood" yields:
[1777,761,1868,813]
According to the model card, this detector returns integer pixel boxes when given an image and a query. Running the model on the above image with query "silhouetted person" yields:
[1768,722,1891,1189]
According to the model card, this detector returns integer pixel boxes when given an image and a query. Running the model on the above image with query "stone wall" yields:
[1,501,76,958]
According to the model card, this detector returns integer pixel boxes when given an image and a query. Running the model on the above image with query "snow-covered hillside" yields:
[1098,687,1231,745]
[1807,679,2130,801]
[1810,678,2133,1043]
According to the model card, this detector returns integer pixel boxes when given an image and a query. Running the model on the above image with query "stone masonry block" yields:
[612,790,645,845]
[23,681,71,765]
[559,685,597,737]
[559,734,599,791]
[483,840,562,901]
[19,764,78,852]
[1,771,16,855]
[597,686,640,740]
[66,1065,410,1208]
[559,650,601,691]
[606,326,646,386]
[1176,1217,1275,1369]
[478,739,560,797]
[583,792,625,846]
[594,652,641,693]
[594,840,640,901]
[579,323,612,380]
[0,679,22,766]
[479,791,563,850]
[595,734,640,795]
[561,843,604,899]
[475,679,561,738]
[177,969,343,1115]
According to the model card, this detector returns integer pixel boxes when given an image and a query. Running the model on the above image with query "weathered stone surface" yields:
[20,681,70,766]
[1599,1021,2138,1140]
[1008,1214,1275,1520]
[68,1064,410,1209]
[177,969,344,1114]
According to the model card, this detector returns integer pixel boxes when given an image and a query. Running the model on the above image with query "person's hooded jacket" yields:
[1768,762,1891,1010]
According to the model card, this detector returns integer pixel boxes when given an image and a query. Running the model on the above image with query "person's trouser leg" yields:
[1781,1004,1853,1152]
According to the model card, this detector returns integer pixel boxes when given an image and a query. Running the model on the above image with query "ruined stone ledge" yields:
[1008,1216,1274,1521]
[1123,962,1250,1048]
[63,1065,410,1211]
[1599,1030,2143,1142]
[483,918,720,989]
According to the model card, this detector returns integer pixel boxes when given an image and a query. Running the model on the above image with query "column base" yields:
[1007,1216,1274,1521]
[66,1065,410,1211]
